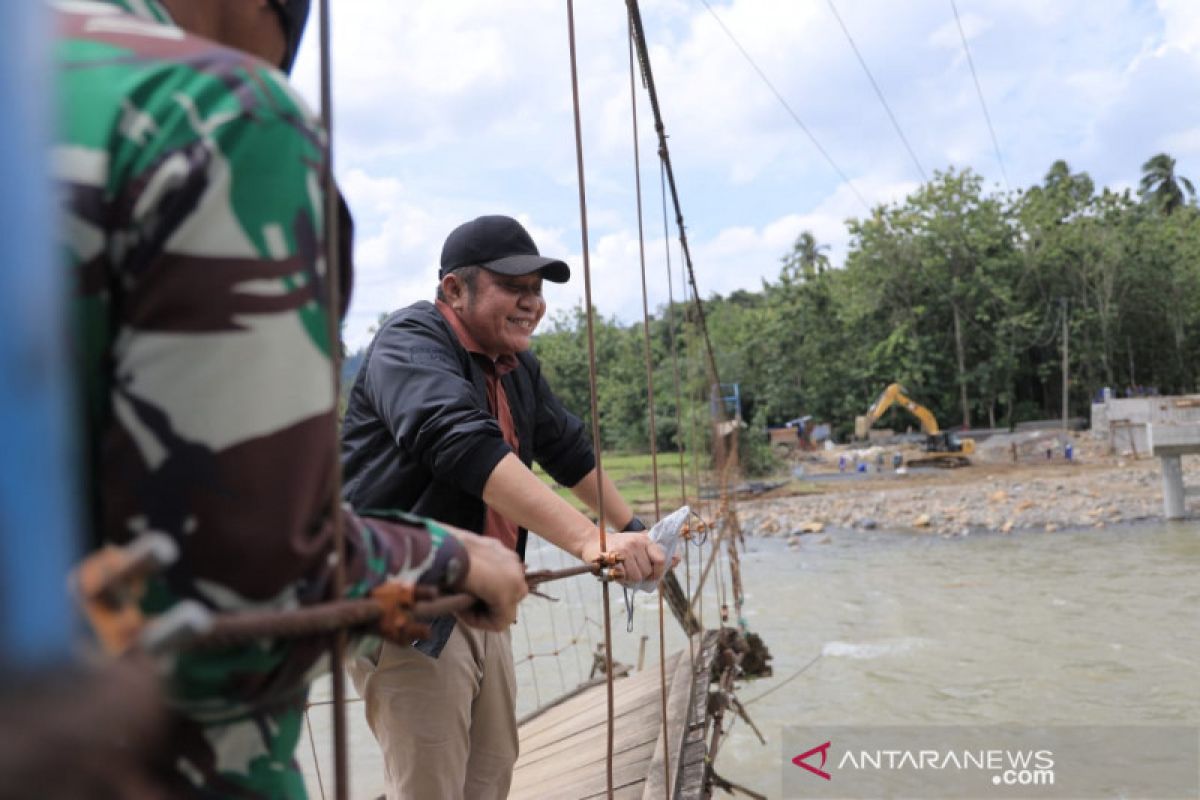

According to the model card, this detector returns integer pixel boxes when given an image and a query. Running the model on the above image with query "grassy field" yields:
[534,450,823,522]
[533,451,697,517]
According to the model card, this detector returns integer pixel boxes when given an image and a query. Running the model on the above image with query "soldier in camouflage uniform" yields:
[54,1,527,796]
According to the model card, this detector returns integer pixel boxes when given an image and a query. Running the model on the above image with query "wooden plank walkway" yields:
[511,633,714,800]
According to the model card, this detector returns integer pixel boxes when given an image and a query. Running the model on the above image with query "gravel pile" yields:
[738,459,1169,539]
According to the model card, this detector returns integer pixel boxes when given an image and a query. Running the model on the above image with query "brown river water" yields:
[300,520,1200,798]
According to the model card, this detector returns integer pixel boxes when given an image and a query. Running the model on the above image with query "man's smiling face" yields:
[448,268,546,358]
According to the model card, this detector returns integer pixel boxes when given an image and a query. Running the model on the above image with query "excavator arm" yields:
[864,383,900,426]
[855,383,941,437]
[895,390,940,435]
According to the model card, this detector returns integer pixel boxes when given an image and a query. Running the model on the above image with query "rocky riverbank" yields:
[737,450,1181,539]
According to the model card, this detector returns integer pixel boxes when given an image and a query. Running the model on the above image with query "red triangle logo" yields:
[792,741,832,780]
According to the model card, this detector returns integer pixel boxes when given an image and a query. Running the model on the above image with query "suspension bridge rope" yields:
[625,12,672,796]
[563,1,618,794]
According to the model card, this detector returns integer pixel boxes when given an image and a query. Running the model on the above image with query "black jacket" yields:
[341,301,594,653]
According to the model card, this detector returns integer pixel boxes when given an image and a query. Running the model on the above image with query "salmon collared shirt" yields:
[435,299,522,551]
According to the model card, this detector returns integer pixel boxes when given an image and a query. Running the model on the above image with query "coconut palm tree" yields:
[1139,153,1195,214]
[782,230,831,280]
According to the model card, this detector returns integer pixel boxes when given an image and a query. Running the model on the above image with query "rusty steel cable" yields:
[563,0,607,553]
[714,524,730,625]
[682,271,711,606]
[564,4,615,793]
[619,17,676,796]
[525,563,603,586]
[625,23,660,542]
[683,528,695,669]
[181,563,605,652]
[657,160,698,671]
[697,535,707,633]
[178,594,478,651]
[659,161,689,509]
[676,239,710,539]
[681,271,705,525]
[315,0,349,797]
[625,16,671,798]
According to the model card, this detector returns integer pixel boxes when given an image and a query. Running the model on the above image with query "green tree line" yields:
[527,154,1200,462]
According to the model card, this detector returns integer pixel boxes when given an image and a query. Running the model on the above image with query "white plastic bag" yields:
[631,505,690,593]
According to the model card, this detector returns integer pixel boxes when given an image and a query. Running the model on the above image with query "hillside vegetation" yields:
[530,158,1200,465]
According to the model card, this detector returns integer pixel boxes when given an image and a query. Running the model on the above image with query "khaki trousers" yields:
[348,626,518,800]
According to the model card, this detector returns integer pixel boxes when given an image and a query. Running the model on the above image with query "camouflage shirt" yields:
[55,1,464,795]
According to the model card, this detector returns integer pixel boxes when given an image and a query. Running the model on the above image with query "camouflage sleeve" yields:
[348,511,469,598]
[59,41,464,611]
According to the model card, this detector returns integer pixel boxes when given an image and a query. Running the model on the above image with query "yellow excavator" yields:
[854,383,974,466]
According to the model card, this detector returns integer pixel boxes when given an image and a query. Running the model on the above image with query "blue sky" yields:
[290,0,1200,350]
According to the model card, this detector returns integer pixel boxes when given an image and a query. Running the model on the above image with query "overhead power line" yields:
[824,0,928,182]
[950,0,1010,189]
[697,0,870,211]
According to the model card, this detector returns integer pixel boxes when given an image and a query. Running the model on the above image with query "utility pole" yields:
[1061,297,1069,431]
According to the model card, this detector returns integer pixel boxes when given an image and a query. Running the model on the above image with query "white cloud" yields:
[1158,0,1200,51]
[929,13,991,51]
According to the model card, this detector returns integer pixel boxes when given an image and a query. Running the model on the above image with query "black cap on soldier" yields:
[439,215,571,283]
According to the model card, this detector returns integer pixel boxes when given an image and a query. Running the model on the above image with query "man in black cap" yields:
[341,215,666,798]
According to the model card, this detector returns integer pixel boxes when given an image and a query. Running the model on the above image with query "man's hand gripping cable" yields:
[523,551,625,601]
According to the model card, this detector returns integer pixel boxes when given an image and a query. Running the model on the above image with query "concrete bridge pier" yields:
[1147,424,1200,521]
[1160,454,1185,520]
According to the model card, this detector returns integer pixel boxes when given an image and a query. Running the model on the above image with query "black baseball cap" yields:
[439,215,570,283]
